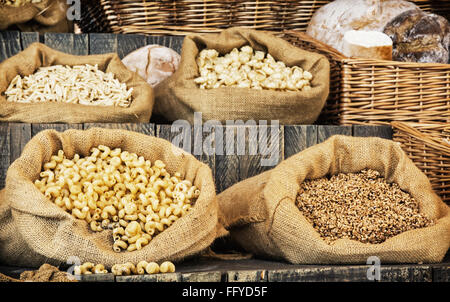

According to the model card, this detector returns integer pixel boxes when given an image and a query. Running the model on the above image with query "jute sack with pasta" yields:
[155,27,330,124]
[218,135,450,264]
[0,127,226,268]
[0,43,153,123]
[0,0,72,32]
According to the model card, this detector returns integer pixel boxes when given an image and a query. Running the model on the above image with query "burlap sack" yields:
[155,27,330,124]
[0,0,71,32]
[0,127,226,268]
[218,135,450,264]
[0,43,154,123]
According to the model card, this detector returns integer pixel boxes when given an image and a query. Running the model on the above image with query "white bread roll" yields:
[343,30,393,60]
[306,0,419,54]
[122,45,180,88]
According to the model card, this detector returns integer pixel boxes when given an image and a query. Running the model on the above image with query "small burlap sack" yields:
[0,0,71,32]
[155,27,330,124]
[0,43,154,123]
[0,127,226,268]
[218,135,450,264]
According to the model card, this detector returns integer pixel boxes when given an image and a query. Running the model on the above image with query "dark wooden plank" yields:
[78,273,115,282]
[379,265,433,282]
[267,267,374,282]
[353,125,393,139]
[181,271,222,282]
[20,32,39,50]
[284,125,317,159]
[44,33,88,55]
[215,127,240,193]
[147,35,184,54]
[227,270,267,282]
[89,33,118,55]
[9,124,31,164]
[31,124,83,137]
[432,265,450,282]
[238,124,283,181]
[0,31,21,62]
[0,124,10,189]
[317,125,353,143]
[193,122,215,175]
[116,273,181,282]
[117,34,147,59]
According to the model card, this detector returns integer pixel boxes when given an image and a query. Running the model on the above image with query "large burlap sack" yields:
[155,27,330,124]
[0,0,72,32]
[218,135,450,264]
[0,127,226,268]
[0,43,154,123]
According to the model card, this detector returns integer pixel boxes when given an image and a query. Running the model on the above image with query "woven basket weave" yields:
[283,30,450,126]
[392,122,450,205]
[77,0,446,35]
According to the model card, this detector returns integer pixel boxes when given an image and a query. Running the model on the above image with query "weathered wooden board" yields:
[0,124,10,189]
[44,33,89,56]
[0,31,20,62]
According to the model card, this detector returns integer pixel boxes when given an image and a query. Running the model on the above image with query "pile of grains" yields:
[295,169,434,244]
[5,64,133,108]
[0,0,41,7]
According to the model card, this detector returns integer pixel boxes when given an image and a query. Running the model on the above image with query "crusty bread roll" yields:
[384,9,450,63]
[122,45,180,88]
[306,0,419,54]
[343,30,393,60]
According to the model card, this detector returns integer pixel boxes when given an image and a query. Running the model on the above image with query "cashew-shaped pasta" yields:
[145,262,160,274]
[136,261,148,275]
[159,261,176,273]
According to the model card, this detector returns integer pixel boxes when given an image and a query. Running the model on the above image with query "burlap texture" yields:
[155,27,330,124]
[218,135,450,264]
[0,0,71,32]
[0,127,226,268]
[0,43,154,123]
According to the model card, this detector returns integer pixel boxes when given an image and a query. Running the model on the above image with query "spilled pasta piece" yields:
[194,46,313,91]
[5,64,133,108]
[35,146,200,252]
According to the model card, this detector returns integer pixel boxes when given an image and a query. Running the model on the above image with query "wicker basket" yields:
[392,122,450,204]
[77,0,447,35]
[284,30,450,126]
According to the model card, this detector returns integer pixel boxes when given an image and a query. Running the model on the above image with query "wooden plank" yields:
[353,125,393,139]
[193,122,216,175]
[0,31,21,62]
[317,125,353,143]
[267,267,374,282]
[432,265,450,282]
[78,273,115,282]
[147,35,184,54]
[227,270,266,282]
[379,266,433,282]
[89,33,118,55]
[31,124,83,137]
[43,33,88,55]
[215,127,240,193]
[284,125,317,159]
[181,271,223,282]
[0,124,10,189]
[116,273,181,282]
[20,32,39,50]
[117,34,147,59]
[238,125,283,181]
[9,124,31,164]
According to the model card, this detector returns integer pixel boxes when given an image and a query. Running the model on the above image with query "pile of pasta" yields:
[35,145,200,253]
[75,261,175,276]
[194,46,313,91]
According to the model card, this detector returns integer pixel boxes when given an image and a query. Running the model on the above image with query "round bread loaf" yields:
[122,45,180,88]
[383,10,450,63]
[306,0,419,54]
[343,30,393,60]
